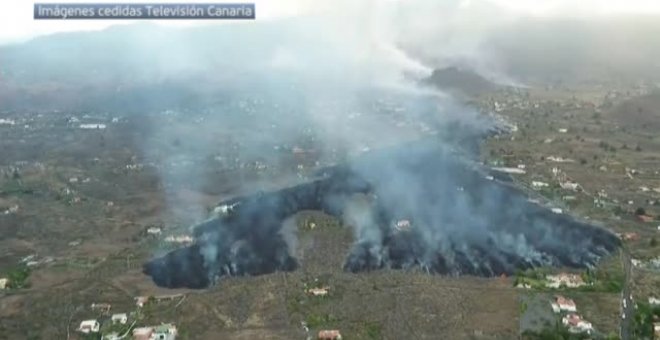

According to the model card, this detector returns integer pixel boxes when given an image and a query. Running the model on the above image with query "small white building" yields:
[78,320,100,333]
[491,167,527,175]
[394,220,412,232]
[79,123,107,130]
[649,297,660,306]
[111,313,128,325]
[0,278,9,289]
[147,227,162,236]
[532,181,549,188]
[164,235,194,244]
[560,181,580,191]
[307,287,329,297]
[551,208,563,214]
[152,323,178,340]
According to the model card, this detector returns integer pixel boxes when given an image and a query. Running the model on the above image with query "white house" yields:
[147,227,162,236]
[307,287,329,297]
[532,181,549,188]
[0,278,9,289]
[111,313,128,325]
[562,314,593,334]
[164,235,194,244]
[78,320,100,333]
[79,123,107,130]
[649,297,660,306]
[551,296,577,313]
[560,181,580,191]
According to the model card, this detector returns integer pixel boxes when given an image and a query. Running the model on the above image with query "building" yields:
[654,322,660,338]
[132,327,154,340]
[78,320,100,334]
[0,278,8,289]
[152,323,178,340]
[550,295,577,313]
[307,287,329,297]
[617,232,640,241]
[135,296,150,308]
[649,297,660,306]
[91,303,111,313]
[562,314,593,334]
[546,273,586,288]
[532,181,549,188]
[394,220,412,232]
[133,324,178,340]
[318,330,342,340]
[560,181,580,191]
[79,123,107,129]
[111,313,128,325]
[147,227,162,236]
[164,235,194,244]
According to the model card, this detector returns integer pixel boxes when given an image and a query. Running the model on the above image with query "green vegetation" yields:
[522,321,590,340]
[4,265,31,289]
[577,269,624,293]
[363,321,383,339]
[0,179,35,196]
[305,313,339,328]
[100,320,132,338]
[632,302,660,339]
[513,268,623,293]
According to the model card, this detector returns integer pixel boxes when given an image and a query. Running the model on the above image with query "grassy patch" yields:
[3,265,31,289]
[305,313,340,329]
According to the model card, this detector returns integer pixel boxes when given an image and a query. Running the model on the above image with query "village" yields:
[478,84,660,339]
[0,61,659,338]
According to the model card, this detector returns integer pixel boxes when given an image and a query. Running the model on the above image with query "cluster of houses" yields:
[77,297,181,339]
[545,273,588,289]
[550,295,593,334]
[516,272,590,290]
[144,226,194,246]
[301,284,342,339]
[132,323,178,340]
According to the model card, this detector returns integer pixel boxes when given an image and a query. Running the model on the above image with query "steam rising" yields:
[144,141,620,288]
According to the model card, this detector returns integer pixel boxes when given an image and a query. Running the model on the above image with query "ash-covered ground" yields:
[144,140,620,288]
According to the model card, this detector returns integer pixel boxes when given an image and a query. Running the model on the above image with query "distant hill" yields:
[423,67,501,97]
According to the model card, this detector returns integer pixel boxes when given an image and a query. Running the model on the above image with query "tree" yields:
[650,237,658,247]
[635,207,646,216]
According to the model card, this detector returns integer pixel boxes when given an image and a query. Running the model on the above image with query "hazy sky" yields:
[1,0,660,44]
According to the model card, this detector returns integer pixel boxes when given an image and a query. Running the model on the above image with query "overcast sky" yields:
[1,0,660,45]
